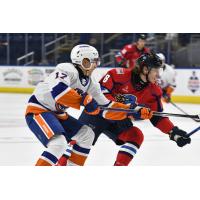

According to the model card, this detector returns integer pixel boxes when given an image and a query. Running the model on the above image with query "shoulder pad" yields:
[127,44,132,49]
[56,63,78,74]
[115,68,125,74]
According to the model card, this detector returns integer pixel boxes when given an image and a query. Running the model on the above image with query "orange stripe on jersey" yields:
[103,102,130,120]
[56,88,82,110]
[69,151,87,166]
[25,105,48,116]
[35,158,52,166]
[34,114,54,139]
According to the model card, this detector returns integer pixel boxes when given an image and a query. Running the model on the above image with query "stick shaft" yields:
[187,126,200,137]
[170,101,200,122]
[99,106,200,120]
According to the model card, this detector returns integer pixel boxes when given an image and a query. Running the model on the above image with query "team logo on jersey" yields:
[80,78,89,86]
[121,85,129,93]
[188,71,200,93]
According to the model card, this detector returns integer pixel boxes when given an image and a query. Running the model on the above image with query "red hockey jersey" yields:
[115,43,149,69]
[99,68,174,134]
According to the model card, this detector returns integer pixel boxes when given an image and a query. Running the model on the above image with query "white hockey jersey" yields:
[25,63,129,120]
[159,64,176,89]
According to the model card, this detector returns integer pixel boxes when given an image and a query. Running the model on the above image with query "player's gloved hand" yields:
[131,106,153,120]
[162,93,171,103]
[115,94,138,108]
[162,86,174,103]
[169,126,191,147]
[115,53,127,68]
[81,93,100,115]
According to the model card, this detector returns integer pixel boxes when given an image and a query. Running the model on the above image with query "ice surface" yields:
[0,93,200,166]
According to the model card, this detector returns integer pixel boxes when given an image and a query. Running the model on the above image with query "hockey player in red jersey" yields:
[57,51,191,166]
[115,34,150,69]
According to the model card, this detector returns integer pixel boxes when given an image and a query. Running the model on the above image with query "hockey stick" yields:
[99,106,200,121]
[187,126,200,137]
[170,101,200,122]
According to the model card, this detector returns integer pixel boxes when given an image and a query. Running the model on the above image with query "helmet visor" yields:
[90,57,101,66]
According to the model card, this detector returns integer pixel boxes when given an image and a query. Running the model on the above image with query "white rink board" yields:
[0,66,200,98]
[0,66,55,88]
[174,68,200,96]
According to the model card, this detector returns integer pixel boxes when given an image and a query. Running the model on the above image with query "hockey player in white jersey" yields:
[25,44,151,166]
[157,53,176,103]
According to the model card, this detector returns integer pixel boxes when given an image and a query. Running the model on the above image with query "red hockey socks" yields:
[114,126,144,166]
[114,142,139,166]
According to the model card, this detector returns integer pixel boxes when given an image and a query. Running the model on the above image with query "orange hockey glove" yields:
[162,86,174,103]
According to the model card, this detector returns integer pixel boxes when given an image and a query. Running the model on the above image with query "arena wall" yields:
[0,66,199,104]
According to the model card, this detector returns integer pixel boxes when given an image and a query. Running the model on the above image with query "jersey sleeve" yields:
[101,101,130,120]
[150,116,175,134]
[87,78,111,106]
[149,84,174,133]
[121,45,133,60]
[99,70,116,101]
[115,52,127,67]
[50,65,82,109]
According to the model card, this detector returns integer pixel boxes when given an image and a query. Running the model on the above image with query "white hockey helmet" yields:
[156,53,166,63]
[71,44,100,64]
[70,44,100,76]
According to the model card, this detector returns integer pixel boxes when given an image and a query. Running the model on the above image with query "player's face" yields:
[81,58,98,76]
[148,68,160,83]
[82,58,100,69]
[82,58,93,68]
[137,39,146,49]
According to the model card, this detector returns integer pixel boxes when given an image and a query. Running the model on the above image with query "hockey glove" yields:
[162,86,174,103]
[81,93,100,115]
[115,53,127,68]
[131,106,153,120]
[115,94,138,108]
[169,126,191,147]
[115,94,152,120]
